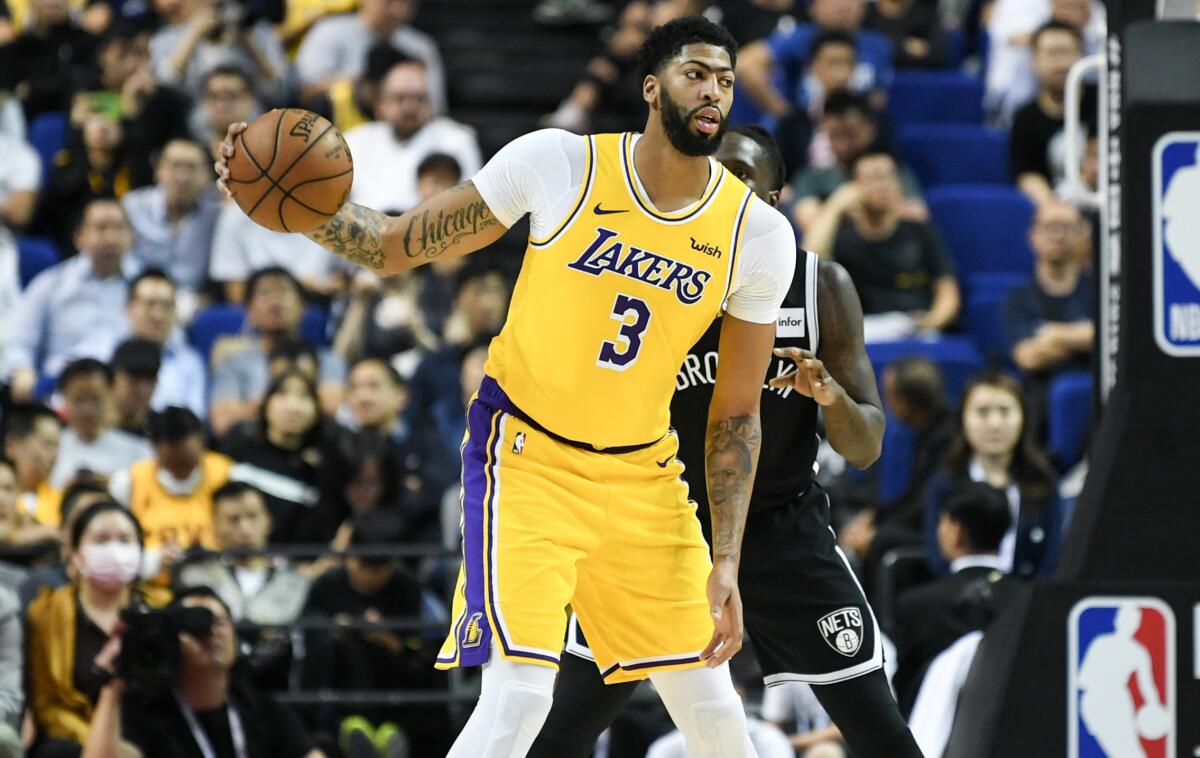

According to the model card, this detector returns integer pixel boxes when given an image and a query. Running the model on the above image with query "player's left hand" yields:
[701,558,744,667]
[769,347,842,406]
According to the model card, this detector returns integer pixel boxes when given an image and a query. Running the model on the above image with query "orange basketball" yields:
[226,108,354,234]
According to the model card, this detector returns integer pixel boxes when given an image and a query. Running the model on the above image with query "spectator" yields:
[176,481,310,628]
[83,586,324,758]
[16,481,111,608]
[302,39,409,134]
[148,0,288,104]
[735,0,893,120]
[332,269,438,369]
[49,359,153,489]
[209,267,346,434]
[924,371,1063,579]
[893,482,1016,713]
[0,585,20,756]
[805,150,960,340]
[0,454,58,553]
[219,371,327,543]
[295,0,446,113]
[761,681,843,757]
[413,153,467,337]
[109,408,231,577]
[789,92,925,233]
[865,0,948,69]
[191,64,261,157]
[986,0,1105,125]
[1009,21,1094,206]
[645,684,794,758]
[3,404,62,528]
[120,138,220,296]
[109,339,161,438]
[774,31,859,175]
[34,107,135,256]
[113,269,207,418]
[4,0,99,121]
[275,0,356,54]
[344,56,481,214]
[26,501,167,757]
[0,117,38,353]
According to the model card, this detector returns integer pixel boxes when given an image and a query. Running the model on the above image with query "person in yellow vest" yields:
[2,403,63,528]
[303,40,409,135]
[108,407,232,577]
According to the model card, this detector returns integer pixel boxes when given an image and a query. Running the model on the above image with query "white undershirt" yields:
[470,129,796,325]
[234,566,269,599]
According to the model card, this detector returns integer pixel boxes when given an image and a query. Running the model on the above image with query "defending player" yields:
[527,127,925,758]
[216,17,796,758]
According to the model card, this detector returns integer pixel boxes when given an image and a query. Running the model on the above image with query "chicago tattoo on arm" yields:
[706,414,762,559]
[400,183,500,259]
[305,203,387,270]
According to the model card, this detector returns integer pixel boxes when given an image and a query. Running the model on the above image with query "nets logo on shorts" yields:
[1068,597,1175,758]
[818,607,863,657]
[1152,132,1200,355]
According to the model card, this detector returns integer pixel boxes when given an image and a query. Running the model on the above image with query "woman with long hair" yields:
[26,501,168,758]
[924,370,1064,579]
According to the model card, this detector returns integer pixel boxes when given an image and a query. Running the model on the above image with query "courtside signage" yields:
[1152,132,1200,355]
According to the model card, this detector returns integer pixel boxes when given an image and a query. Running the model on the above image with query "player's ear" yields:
[643,75,659,108]
[767,189,781,208]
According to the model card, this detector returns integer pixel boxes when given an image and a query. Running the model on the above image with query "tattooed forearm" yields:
[305,203,387,270]
[400,183,500,259]
[706,413,762,560]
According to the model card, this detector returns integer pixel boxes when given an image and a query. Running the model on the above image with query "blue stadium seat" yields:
[1048,371,1093,467]
[888,71,984,126]
[878,414,916,504]
[28,112,68,186]
[898,124,1009,187]
[927,185,1035,279]
[16,236,60,287]
[964,273,1030,360]
[945,28,966,68]
[867,336,986,404]
[189,304,331,362]
[299,305,329,348]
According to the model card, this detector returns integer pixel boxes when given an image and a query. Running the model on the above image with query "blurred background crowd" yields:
[0,0,1104,754]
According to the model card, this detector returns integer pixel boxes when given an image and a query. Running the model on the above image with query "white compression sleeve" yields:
[649,664,760,758]
[446,645,557,758]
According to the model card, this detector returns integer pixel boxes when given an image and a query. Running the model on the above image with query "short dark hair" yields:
[349,510,405,566]
[211,481,264,514]
[810,29,857,59]
[1032,19,1084,51]
[157,138,212,168]
[365,43,420,83]
[728,124,786,191]
[128,267,176,303]
[637,16,738,81]
[245,266,303,303]
[111,338,162,377]
[3,403,61,442]
[59,358,113,391]
[75,198,128,236]
[889,357,947,415]
[822,89,875,122]
[201,64,254,97]
[70,499,142,550]
[268,337,318,366]
[169,584,234,620]
[59,481,111,526]
[146,407,204,444]
[350,356,405,389]
[416,152,462,182]
[849,148,898,177]
[942,482,1013,553]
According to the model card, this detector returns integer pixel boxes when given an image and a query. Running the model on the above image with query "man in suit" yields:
[893,481,1016,713]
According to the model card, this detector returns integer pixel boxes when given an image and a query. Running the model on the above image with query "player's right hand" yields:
[701,558,744,667]
[214,121,248,200]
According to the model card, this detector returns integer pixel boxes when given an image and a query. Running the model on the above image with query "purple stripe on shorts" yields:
[455,400,500,667]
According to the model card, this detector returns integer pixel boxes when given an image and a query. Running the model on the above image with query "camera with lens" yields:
[117,604,215,696]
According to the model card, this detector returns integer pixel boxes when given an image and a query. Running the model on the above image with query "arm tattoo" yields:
[706,414,762,559]
[305,203,387,270]
[399,183,500,260]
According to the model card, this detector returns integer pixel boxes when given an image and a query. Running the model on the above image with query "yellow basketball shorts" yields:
[436,388,715,684]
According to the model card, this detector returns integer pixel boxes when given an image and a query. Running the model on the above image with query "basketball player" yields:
[216,17,796,758]
[527,127,925,758]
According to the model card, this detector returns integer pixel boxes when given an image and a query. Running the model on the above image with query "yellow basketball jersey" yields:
[129,452,232,549]
[484,132,756,448]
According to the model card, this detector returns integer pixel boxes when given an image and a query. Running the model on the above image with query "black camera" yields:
[117,604,216,696]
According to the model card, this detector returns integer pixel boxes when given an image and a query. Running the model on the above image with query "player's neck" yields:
[1038,88,1066,117]
[1036,260,1081,295]
[632,128,713,212]
[974,452,1014,485]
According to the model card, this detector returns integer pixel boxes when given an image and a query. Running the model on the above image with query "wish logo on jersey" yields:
[567,227,712,305]
[1068,597,1175,758]
[1153,133,1200,355]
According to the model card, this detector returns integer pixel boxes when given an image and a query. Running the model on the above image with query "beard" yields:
[658,86,727,157]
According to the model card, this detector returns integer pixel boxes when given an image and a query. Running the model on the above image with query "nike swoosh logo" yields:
[593,203,628,215]
[656,456,673,468]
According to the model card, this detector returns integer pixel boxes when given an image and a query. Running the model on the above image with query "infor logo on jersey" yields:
[1153,133,1200,355]
[1068,597,1175,758]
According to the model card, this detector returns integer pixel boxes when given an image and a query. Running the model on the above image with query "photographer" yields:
[83,586,324,758]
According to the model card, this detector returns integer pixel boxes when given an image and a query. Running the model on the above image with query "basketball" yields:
[1136,703,1170,739]
[226,108,354,234]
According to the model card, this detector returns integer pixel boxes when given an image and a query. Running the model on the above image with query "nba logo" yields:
[1068,597,1176,758]
[1153,132,1200,355]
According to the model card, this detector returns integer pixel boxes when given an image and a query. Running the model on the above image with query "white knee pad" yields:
[689,695,756,758]
[482,679,555,758]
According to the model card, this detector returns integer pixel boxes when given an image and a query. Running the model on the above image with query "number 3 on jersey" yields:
[597,294,651,371]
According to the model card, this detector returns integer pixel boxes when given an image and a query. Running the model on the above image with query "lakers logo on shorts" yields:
[818,607,864,657]
[463,612,485,649]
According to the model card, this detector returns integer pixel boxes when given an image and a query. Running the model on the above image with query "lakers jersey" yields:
[484,132,758,449]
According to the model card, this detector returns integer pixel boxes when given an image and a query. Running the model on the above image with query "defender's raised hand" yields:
[769,347,842,406]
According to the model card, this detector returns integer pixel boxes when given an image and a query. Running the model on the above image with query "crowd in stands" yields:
[0,0,1102,754]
